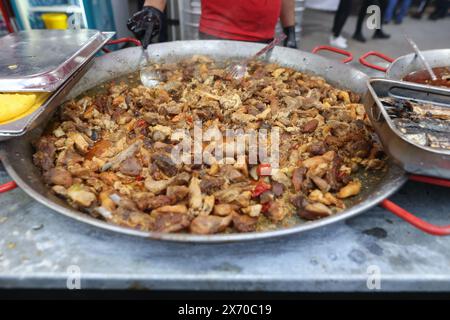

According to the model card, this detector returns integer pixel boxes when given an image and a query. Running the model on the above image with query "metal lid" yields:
[0,30,114,92]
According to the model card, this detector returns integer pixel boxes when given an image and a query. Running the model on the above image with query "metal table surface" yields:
[0,167,449,292]
[1,64,449,293]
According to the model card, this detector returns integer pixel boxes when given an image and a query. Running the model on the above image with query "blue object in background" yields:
[10,0,116,32]
[384,0,413,24]
[82,0,116,31]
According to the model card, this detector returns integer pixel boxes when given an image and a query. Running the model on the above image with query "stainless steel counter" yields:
[0,168,449,292]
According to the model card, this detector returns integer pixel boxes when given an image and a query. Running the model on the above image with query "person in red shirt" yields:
[128,0,297,49]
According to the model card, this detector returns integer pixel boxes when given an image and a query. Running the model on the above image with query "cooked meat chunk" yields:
[139,195,174,211]
[44,168,73,188]
[308,142,327,156]
[109,206,154,231]
[153,212,190,233]
[292,167,306,192]
[200,176,225,195]
[119,157,142,176]
[299,202,333,221]
[219,165,246,183]
[166,186,190,202]
[232,213,258,233]
[190,215,232,235]
[67,185,96,207]
[301,119,319,133]
[189,177,203,210]
[337,180,361,199]
[213,204,235,217]
[272,182,284,197]
[33,136,56,171]
[152,153,178,177]
[265,200,287,222]
[259,191,274,204]
[145,178,172,194]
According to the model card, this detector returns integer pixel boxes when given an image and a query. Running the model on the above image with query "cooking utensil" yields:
[139,24,163,87]
[226,34,287,80]
[365,78,450,179]
[0,41,409,242]
[404,34,437,81]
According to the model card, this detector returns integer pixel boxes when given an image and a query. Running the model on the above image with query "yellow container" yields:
[41,13,68,30]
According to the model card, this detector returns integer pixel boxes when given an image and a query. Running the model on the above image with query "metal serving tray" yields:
[0,58,94,141]
[365,78,450,179]
[0,30,115,140]
[0,30,114,92]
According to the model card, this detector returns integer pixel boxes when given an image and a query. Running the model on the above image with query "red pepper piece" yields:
[135,119,148,128]
[261,202,271,213]
[252,181,272,198]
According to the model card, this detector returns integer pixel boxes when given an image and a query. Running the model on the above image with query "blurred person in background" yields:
[384,0,412,24]
[428,0,449,19]
[412,0,449,20]
[330,0,352,48]
[411,0,431,18]
[128,0,298,49]
[353,0,391,42]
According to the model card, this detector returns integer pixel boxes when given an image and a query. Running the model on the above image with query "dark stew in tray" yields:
[403,66,450,88]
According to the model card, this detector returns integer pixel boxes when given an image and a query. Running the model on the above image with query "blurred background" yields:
[0,0,448,59]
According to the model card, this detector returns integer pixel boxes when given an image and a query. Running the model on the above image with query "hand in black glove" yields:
[283,26,298,49]
[127,6,165,49]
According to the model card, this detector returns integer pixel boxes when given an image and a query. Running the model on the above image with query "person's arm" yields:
[280,0,295,28]
[128,0,167,48]
[280,0,298,48]
[143,0,166,11]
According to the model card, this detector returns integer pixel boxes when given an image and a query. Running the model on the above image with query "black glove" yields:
[283,26,298,49]
[127,6,166,49]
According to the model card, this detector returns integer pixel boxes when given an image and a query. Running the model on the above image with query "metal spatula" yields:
[404,34,437,81]
[140,23,162,87]
[226,33,287,80]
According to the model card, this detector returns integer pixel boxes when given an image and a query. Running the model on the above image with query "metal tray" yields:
[0,58,94,141]
[0,30,114,92]
[365,78,450,179]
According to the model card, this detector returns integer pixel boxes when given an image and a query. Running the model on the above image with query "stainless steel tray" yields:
[0,30,114,92]
[365,78,450,179]
[0,30,115,140]
[0,58,94,141]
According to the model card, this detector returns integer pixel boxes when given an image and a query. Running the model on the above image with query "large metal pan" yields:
[0,41,408,242]
[359,48,450,85]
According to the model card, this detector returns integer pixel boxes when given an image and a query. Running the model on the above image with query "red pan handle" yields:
[0,181,17,193]
[381,199,450,236]
[381,175,450,236]
[0,152,17,194]
[102,37,142,53]
[359,51,395,72]
[409,175,450,187]
[312,45,353,63]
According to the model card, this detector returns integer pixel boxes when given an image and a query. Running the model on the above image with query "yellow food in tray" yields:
[0,92,50,125]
